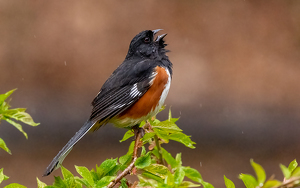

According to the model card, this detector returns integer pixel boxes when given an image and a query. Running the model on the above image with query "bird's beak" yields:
[155,33,167,42]
[152,29,167,42]
[152,29,163,35]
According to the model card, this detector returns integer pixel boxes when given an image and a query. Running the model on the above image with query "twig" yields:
[107,128,143,188]
[274,176,300,188]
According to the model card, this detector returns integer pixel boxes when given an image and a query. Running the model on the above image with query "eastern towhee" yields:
[43,29,173,176]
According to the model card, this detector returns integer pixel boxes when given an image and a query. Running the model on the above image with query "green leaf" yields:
[161,147,178,169]
[280,164,291,179]
[75,166,94,186]
[164,171,175,187]
[153,128,169,142]
[4,183,26,188]
[37,177,47,188]
[138,174,160,187]
[119,153,132,166]
[174,167,185,186]
[141,172,164,183]
[239,174,258,188]
[179,181,201,187]
[202,182,214,188]
[120,178,128,188]
[169,132,196,149]
[0,168,9,184]
[4,109,39,127]
[288,159,298,173]
[141,146,146,156]
[127,141,135,154]
[53,176,67,187]
[120,130,134,142]
[0,138,11,154]
[153,121,182,133]
[160,105,166,112]
[97,158,118,178]
[96,176,115,188]
[176,153,182,167]
[0,89,16,105]
[250,159,266,185]
[142,132,156,142]
[61,166,74,180]
[143,164,170,179]
[262,180,282,188]
[135,152,152,169]
[182,167,202,183]
[224,175,235,188]
[291,167,300,177]
[3,118,28,139]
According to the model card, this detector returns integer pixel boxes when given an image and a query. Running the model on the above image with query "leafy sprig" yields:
[0,89,40,154]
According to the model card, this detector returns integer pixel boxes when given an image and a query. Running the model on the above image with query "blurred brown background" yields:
[1,0,300,187]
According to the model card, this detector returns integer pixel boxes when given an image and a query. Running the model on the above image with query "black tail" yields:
[43,120,96,176]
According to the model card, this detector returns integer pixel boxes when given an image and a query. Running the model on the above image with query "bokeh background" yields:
[1,0,300,187]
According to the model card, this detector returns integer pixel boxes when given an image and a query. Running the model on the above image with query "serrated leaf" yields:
[0,138,11,154]
[239,174,258,188]
[3,118,28,139]
[250,159,266,185]
[291,167,300,177]
[120,130,134,142]
[4,183,27,188]
[153,120,182,133]
[0,89,16,105]
[153,128,169,142]
[262,180,282,188]
[280,164,291,179]
[61,166,74,180]
[136,152,152,169]
[182,167,202,183]
[169,132,196,149]
[0,168,9,184]
[161,147,178,169]
[75,166,94,186]
[288,159,298,173]
[143,164,170,179]
[37,177,47,188]
[174,167,185,186]
[96,176,115,188]
[224,175,235,188]
[179,181,201,187]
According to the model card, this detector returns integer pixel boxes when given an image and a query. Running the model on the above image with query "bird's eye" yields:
[144,37,150,43]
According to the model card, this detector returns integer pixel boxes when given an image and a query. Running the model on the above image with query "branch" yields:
[275,176,300,188]
[107,128,143,188]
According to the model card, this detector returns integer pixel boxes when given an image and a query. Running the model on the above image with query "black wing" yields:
[90,59,156,122]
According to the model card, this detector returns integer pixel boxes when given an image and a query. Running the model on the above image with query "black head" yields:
[125,29,168,60]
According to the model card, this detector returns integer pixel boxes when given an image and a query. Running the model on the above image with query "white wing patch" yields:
[130,83,142,98]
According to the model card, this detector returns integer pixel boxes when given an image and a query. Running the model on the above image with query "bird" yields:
[43,29,173,176]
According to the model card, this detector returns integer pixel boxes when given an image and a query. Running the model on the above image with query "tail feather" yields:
[43,120,96,176]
